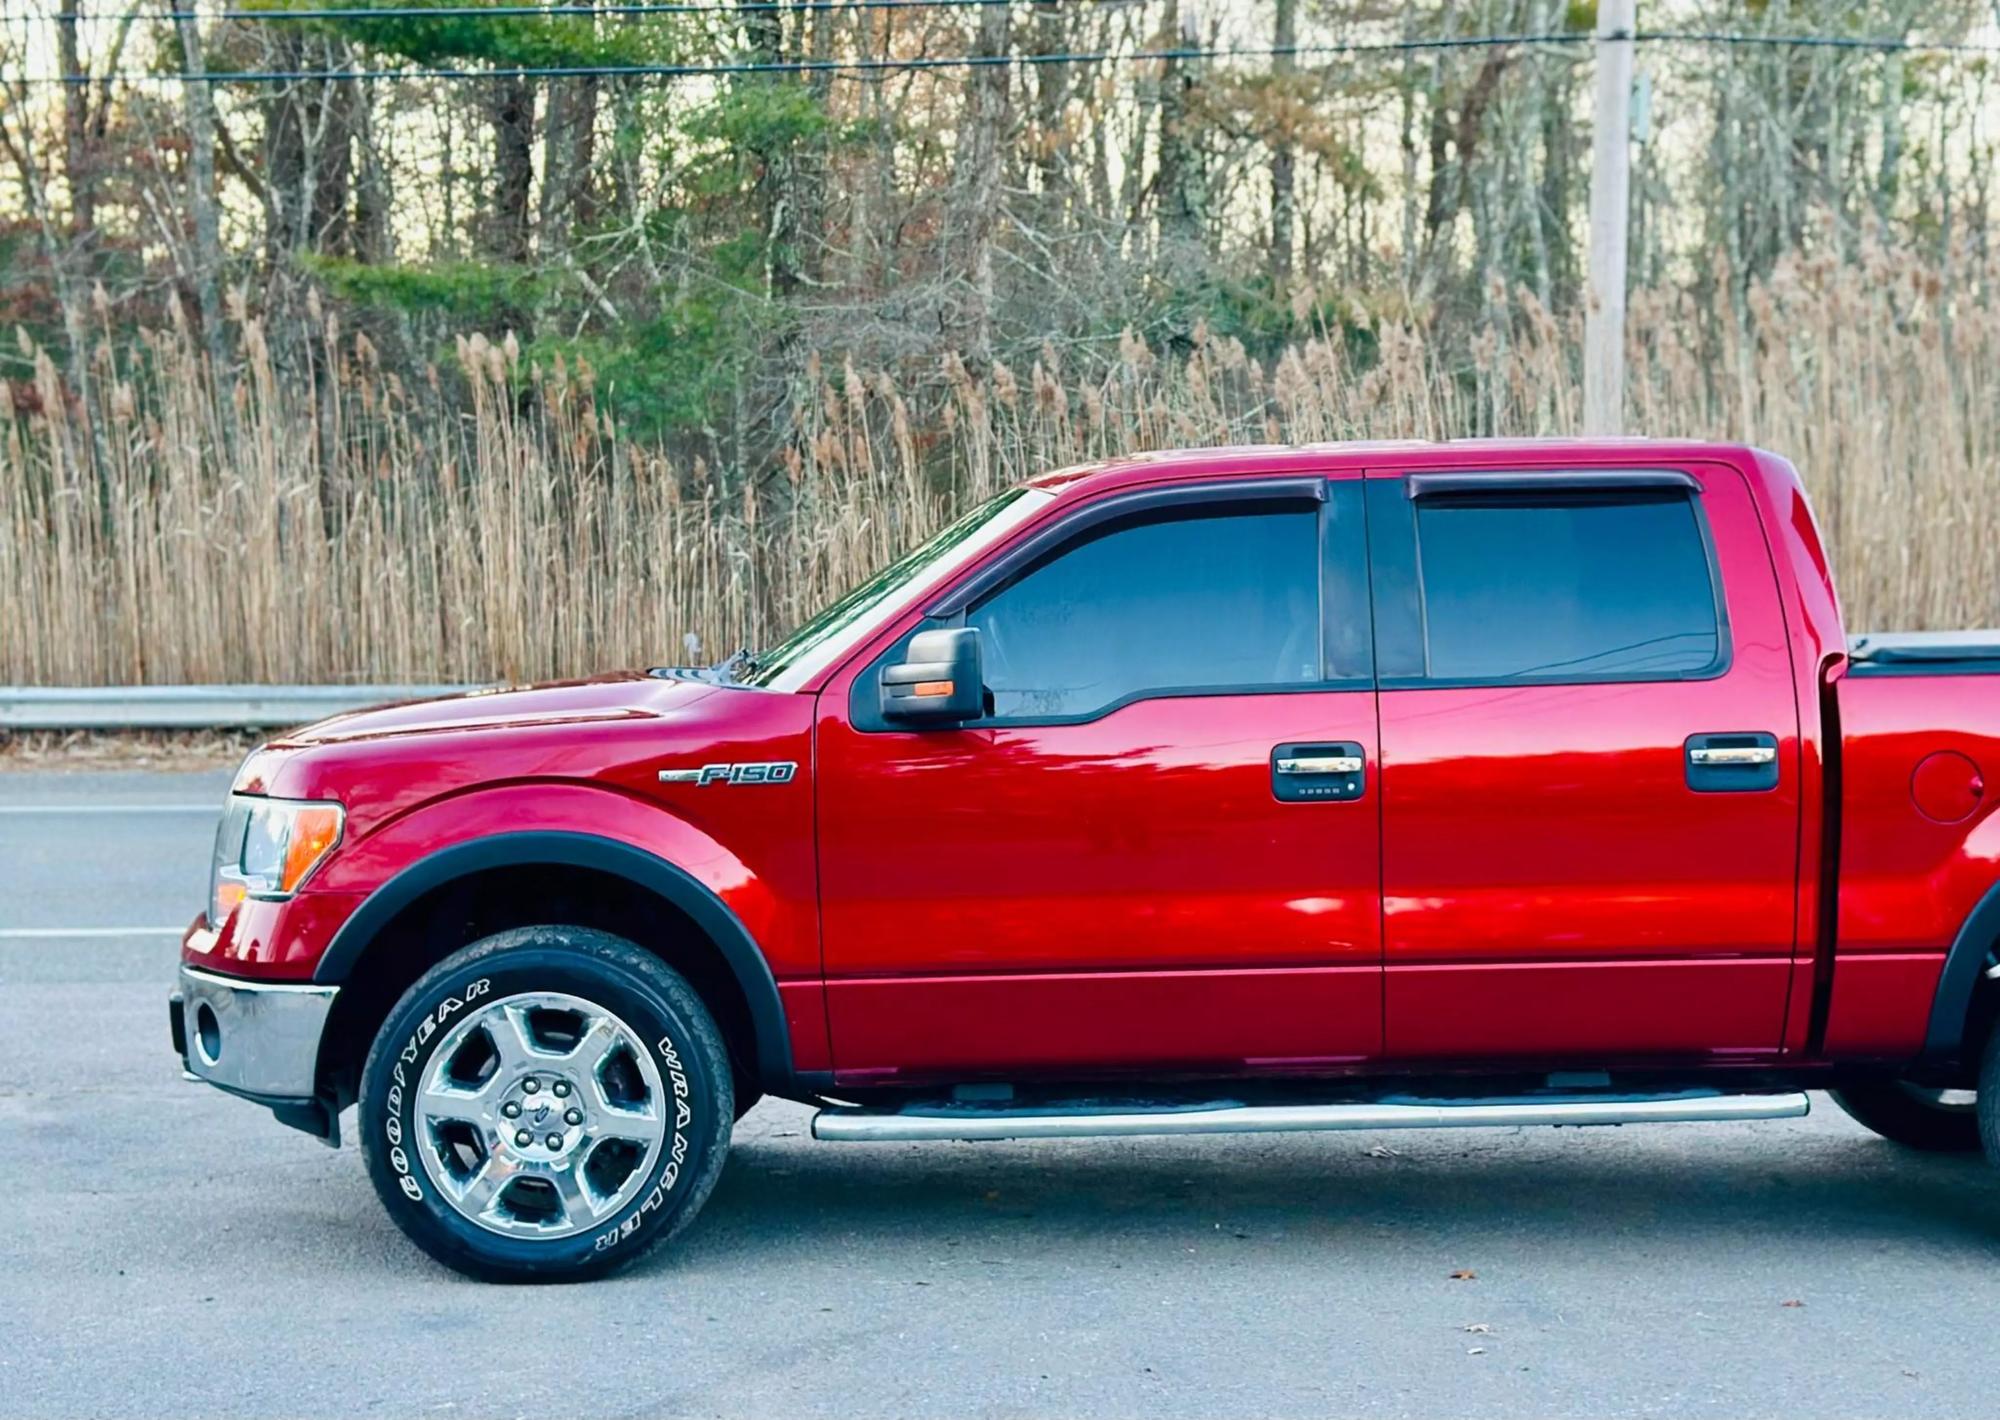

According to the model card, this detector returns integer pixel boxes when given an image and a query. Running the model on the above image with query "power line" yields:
[1638,29,2000,55]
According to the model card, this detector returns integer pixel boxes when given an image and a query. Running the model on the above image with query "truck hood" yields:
[270,672,719,747]
[238,668,815,830]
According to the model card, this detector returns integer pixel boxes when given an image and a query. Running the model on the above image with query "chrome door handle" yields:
[1274,755,1365,775]
[1685,732,1780,793]
[1688,745,1776,766]
[1271,742,1367,802]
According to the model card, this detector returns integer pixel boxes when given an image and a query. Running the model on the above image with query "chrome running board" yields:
[810,1090,1810,1143]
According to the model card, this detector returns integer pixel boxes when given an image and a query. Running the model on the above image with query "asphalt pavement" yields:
[3,766,1997,1419]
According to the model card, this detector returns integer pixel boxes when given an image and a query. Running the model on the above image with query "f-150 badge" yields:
[657,761,798,786]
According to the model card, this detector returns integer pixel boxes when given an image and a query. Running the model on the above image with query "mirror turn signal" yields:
[881,627,985,724]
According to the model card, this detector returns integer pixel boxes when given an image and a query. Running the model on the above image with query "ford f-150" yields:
[169,439,2000,1281]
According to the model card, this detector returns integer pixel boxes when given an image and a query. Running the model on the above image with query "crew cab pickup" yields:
[170,439,2000,1281]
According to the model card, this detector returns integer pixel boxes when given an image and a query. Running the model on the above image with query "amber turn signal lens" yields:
[912,680,954,697]
[280,805,344,892]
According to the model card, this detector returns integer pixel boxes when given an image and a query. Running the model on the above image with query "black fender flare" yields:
[1921,880,2000,1063]
[314,830,797,1088]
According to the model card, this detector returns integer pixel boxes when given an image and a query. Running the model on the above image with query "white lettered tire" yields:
[359,926,733,1283]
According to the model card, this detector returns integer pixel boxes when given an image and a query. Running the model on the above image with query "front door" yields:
[815,478,1383,1085]
[1367,464,1802,1062]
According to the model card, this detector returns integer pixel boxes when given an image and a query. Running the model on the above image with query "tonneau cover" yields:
[1847,631,2000,674]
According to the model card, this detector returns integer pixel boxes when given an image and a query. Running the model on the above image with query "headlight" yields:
[209,797,345,926]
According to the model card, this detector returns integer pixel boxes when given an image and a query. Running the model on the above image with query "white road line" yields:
[0,926,185,939]
[0,804,215,815]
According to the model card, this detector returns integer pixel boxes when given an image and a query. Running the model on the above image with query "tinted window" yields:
[968,507,1320,720]
[1414,493,1721,682]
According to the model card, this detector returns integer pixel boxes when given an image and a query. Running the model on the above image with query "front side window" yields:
[966,505,1322,721]
[1413,491,1723,683]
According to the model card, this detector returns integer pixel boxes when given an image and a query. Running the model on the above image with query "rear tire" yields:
[1980,1027,2000,1166]
[1831,1079,1980,1152]
[359,925,733,1283]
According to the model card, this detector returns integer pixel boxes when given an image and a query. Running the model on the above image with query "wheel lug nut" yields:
[501,1102,521,1119]
[522,1078,540,1094]
[552,1081,570,1098]
[565,1108,583,1126]
[546,1133,564,1149]
[514,1129,532,1147]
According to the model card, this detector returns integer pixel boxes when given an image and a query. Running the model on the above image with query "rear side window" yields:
[1414,492,1723,683]
[967,506,1321,720]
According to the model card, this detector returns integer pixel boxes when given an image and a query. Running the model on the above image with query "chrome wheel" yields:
[414,991,667,1240]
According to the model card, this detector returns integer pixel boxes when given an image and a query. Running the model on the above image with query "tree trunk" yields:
[540,75,600,252]
[174,10,230,384]
[1538,60,1576,307]
[950,0,1011,364]
[1155,0,1205,250]
[487,77,537,263]
[1031,0,1071,210]
[1876,50,1904,226]
[263,37,306,262]
[1270,0,1298,286]
[262,36,360,259]
[353,86,393,262]
[314,78,359,254]
[743,0,799,297]
[792,0,835,289]
[1421,49,1511,298]
[57,0,97,253]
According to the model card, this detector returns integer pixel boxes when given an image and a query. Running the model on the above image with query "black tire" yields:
[359,926,733,1283]
[1980,1027,2000,1165]
[1831,1079,1981,1152]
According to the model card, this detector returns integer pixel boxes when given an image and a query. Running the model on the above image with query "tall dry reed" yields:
[3,246,1997,686]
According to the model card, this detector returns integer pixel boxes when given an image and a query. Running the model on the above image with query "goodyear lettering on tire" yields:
[383,976,490,1205]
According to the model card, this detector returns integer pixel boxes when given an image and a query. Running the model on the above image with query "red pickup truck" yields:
[171,439,2000,1281]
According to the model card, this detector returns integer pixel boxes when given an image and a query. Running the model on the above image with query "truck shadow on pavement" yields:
[650,1116,2000,1277]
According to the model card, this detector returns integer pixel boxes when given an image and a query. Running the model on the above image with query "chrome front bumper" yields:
[171,964,338,1103]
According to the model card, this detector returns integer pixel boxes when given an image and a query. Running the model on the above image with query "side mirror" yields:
[880,627,984,724]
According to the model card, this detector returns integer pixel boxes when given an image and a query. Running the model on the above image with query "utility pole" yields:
[1584,0,1635,435]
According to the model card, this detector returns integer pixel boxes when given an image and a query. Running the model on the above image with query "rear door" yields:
[1368,465,1801,1061]
[815,476,1383,1083]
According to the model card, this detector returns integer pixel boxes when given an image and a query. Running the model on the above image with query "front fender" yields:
[309,780,819,982]
[304,782,820,1086]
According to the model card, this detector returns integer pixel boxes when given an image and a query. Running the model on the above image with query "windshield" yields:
[745,486,1053,690]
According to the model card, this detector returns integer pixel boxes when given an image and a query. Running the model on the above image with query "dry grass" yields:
[0,728,260,770]
[4,245,1997,687]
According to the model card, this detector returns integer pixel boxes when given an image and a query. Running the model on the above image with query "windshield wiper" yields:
[715,646,762,684]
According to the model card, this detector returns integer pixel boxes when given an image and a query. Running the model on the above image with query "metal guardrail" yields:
[0,684,478,730]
